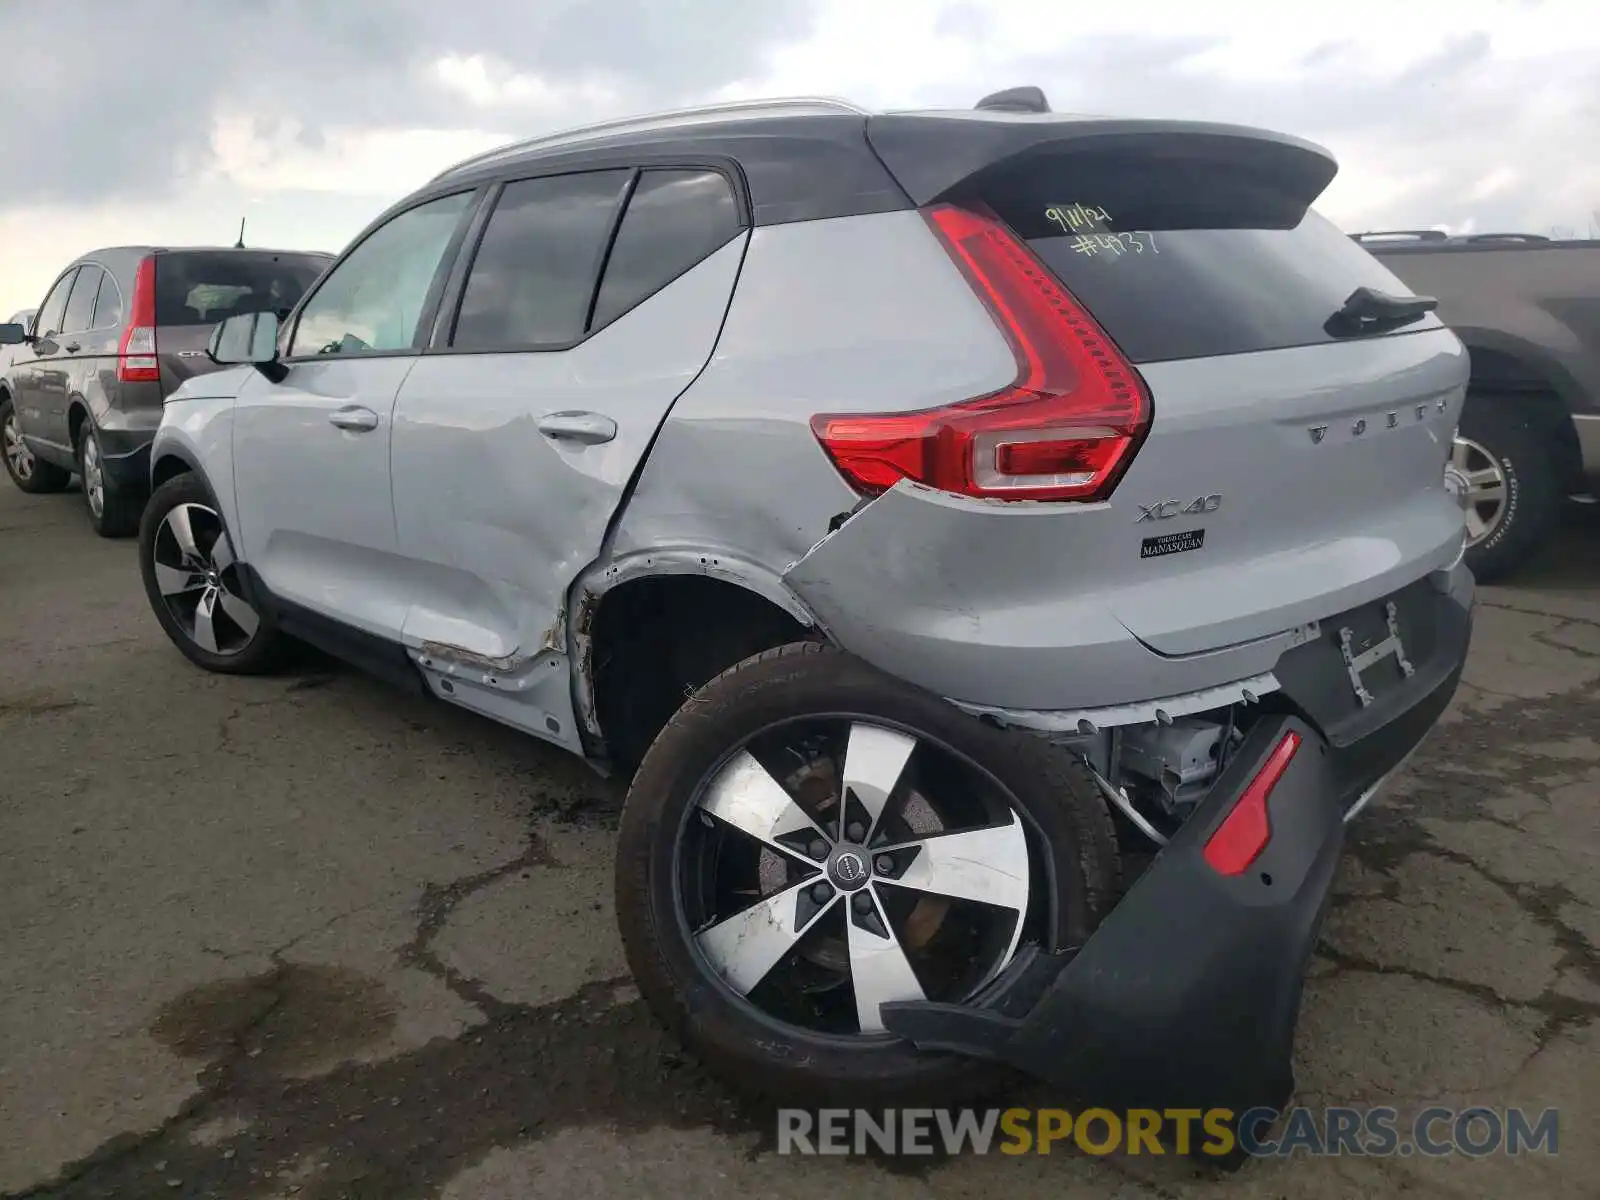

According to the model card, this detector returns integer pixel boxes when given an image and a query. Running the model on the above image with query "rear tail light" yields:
[1203,731,1302,876]
[809,203,1150,504]
[116,255,160,384]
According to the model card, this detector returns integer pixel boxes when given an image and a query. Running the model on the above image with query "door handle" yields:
[536,411,616,445]
[64,342,81,353]
[328,405,380,432]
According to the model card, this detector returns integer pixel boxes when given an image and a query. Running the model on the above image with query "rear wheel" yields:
[1452,396,1563,583]
[616,642,1118,1106]
[1,395,71,493]
[79,422,142,537]
[139,472,284,674]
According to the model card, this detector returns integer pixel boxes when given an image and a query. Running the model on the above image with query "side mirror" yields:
[209,311,287,382]
[0,322,27,346]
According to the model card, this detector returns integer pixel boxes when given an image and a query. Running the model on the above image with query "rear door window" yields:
[589,169,743,331]
[61,266,103,334]
[156,251,330,328]
[979,152,1441,364]
[450,170,631,350]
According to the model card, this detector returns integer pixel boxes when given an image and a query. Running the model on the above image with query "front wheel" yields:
[138,472,284,674]
[615,642,1119,1107]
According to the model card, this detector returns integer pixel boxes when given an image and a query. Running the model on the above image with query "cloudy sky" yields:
[2,0,1596,313]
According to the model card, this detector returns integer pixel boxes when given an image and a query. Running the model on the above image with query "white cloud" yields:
[205,113,513,197]
[433,54,625,114]
[4,0,1600,309]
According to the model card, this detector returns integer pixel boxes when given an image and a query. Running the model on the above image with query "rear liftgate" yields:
[881,714,1344,1135]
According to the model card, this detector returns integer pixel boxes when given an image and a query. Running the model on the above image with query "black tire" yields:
[79,421,142,538]
[1457,396,1563,583]
[1,394,72,493]
[615,641,1119,1107]
[139,472,285,675]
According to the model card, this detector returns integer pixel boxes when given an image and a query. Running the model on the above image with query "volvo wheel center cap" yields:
[827,847,871,891]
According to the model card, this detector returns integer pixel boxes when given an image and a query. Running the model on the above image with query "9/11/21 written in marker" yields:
[1045,203,1160,257]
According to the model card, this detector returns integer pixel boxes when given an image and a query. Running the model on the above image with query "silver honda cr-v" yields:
[136,87,1474,1145]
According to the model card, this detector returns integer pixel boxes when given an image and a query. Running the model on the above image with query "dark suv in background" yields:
[0,246,330,535]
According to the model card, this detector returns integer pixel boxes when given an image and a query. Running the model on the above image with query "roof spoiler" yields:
[864,114,1339,209]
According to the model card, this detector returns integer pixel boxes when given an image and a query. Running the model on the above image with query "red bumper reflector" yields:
[1203,731,1302,876]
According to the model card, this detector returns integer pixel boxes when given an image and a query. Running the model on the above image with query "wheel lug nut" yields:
[852,892,874,914]
[808,839,827,860]
[811,883,833,903]
[846,822,865,842]
[875,854,894,874]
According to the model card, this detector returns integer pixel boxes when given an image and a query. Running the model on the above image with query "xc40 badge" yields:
[1136,494,1222,523]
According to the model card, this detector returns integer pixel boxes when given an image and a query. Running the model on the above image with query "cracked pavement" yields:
[2,485,1598,1200]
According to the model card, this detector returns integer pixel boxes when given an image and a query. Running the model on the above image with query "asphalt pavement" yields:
[2,482,1598,1199]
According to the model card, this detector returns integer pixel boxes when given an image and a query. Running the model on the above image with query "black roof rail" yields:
[975,86,1051,114]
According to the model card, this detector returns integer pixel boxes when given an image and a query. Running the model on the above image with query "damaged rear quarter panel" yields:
[782,481,1299,711]
[610,210,1017,583]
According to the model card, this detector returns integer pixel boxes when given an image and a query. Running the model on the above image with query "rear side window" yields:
[155,251,328,328]
[979,152,1440,364]
[92,271,123,330]
[452,170,631,350]
[590,169,742,331]
[61,266,102,334]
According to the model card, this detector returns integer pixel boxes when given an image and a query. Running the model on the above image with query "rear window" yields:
[978,152,1441,364]
[154,252,328,327]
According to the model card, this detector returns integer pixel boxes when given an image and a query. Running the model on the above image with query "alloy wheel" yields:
[3,410,33,482]
[150,503,261,655]
[679,717,1035,1037]
[1448,435,1508,547]
[82,433,104,517]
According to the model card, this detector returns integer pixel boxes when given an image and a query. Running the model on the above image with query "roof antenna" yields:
[234,217,246,249]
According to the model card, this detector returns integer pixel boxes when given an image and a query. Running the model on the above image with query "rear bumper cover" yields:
[882,566,1473,1120]
[96,410,159,493]
[100,438,152,492]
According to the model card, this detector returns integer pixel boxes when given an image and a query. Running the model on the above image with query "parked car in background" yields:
[1355,230,1600,580]
[0,246,331,535]
[135,89,1474,1142]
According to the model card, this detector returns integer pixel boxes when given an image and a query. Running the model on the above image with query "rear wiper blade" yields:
[1325,286,1439,337]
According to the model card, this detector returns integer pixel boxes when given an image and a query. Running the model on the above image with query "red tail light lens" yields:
[116,255,160,384]
[1203,731,1302,877]
[809,203,1150,503]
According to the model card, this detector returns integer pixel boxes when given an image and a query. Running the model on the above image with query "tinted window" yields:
[91,271,123,330]
[157,251,329,329]
[452,170,630,350]
[590,169,743,331]
[292,192,474,357]
[981,153,1440,364]
[34,270,77,339]
[61,266,102,334]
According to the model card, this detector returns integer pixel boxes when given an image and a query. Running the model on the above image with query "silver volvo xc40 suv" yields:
[137,88,1474,1140]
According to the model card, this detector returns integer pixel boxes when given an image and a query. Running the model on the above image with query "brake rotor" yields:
[770,755,952,977]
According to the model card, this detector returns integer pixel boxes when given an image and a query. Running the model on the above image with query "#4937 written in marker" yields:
[1045,204,1160,257]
